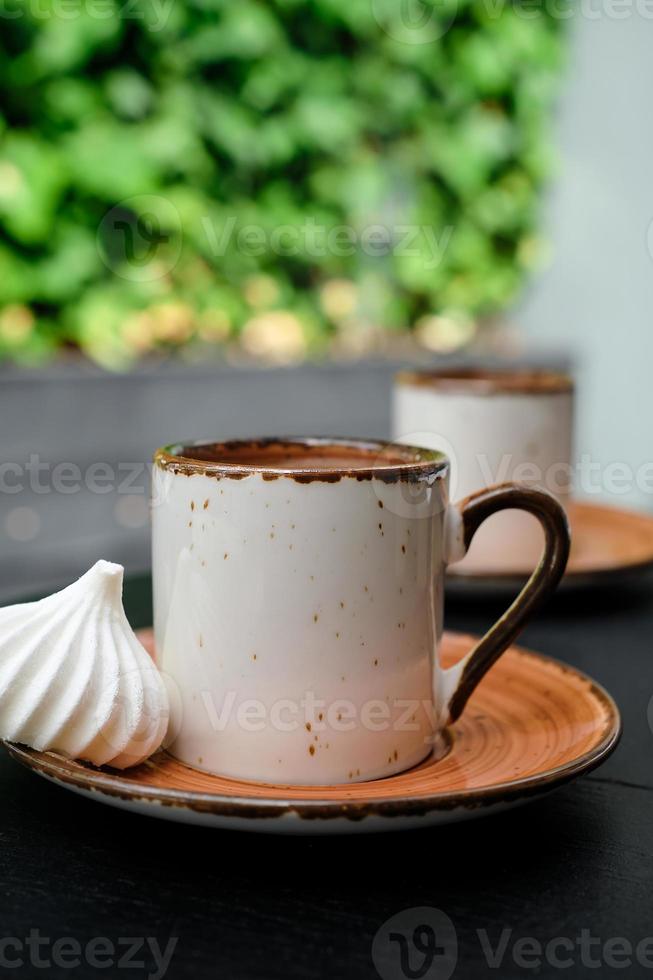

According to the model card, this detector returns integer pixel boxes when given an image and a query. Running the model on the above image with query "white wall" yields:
[518,12,653,510]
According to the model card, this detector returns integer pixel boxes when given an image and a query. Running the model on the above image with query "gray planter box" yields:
[0,359,412,601]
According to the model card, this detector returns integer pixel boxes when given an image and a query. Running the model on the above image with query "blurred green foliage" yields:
[0,0,566,367]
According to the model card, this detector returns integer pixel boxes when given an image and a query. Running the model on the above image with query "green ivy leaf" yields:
[0,132,68,243]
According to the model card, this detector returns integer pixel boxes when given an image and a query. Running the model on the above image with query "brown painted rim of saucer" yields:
[4,634,621,825]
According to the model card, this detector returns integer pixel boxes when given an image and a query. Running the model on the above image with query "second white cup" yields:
[393,368,574,573]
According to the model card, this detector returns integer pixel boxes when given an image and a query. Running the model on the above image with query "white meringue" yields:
[0,561,169,768]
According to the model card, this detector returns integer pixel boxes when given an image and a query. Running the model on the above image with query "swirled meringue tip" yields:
[0,560,170,769]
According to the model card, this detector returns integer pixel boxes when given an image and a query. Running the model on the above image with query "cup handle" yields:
[440,483,571,725]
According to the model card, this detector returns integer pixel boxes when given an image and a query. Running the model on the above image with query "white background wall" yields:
[518,12,653,511]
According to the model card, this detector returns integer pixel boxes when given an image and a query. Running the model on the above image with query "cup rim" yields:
[153,436,448,483]
[395,366,573,395]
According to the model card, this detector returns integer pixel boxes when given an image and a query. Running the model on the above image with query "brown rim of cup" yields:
[153,436,449,484]
[395,367,574,396]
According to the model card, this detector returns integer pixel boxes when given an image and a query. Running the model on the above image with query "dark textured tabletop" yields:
[2,571,652,980]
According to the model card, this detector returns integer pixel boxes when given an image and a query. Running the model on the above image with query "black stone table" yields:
[1,572,652,980]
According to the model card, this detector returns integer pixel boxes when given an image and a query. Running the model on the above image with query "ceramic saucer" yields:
[4,629,620,835]
[448,500,653,594]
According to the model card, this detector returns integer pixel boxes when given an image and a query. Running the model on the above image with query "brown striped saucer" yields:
[448,499,653,594]
[5,630,620,836]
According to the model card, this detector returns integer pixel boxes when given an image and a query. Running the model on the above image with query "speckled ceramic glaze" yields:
[3,630,621,835]
[393,370,574,573]
[151,438,570,786]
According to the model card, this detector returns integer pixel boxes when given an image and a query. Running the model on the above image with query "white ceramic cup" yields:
[393,369,574,573]
[152,437,569,785]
